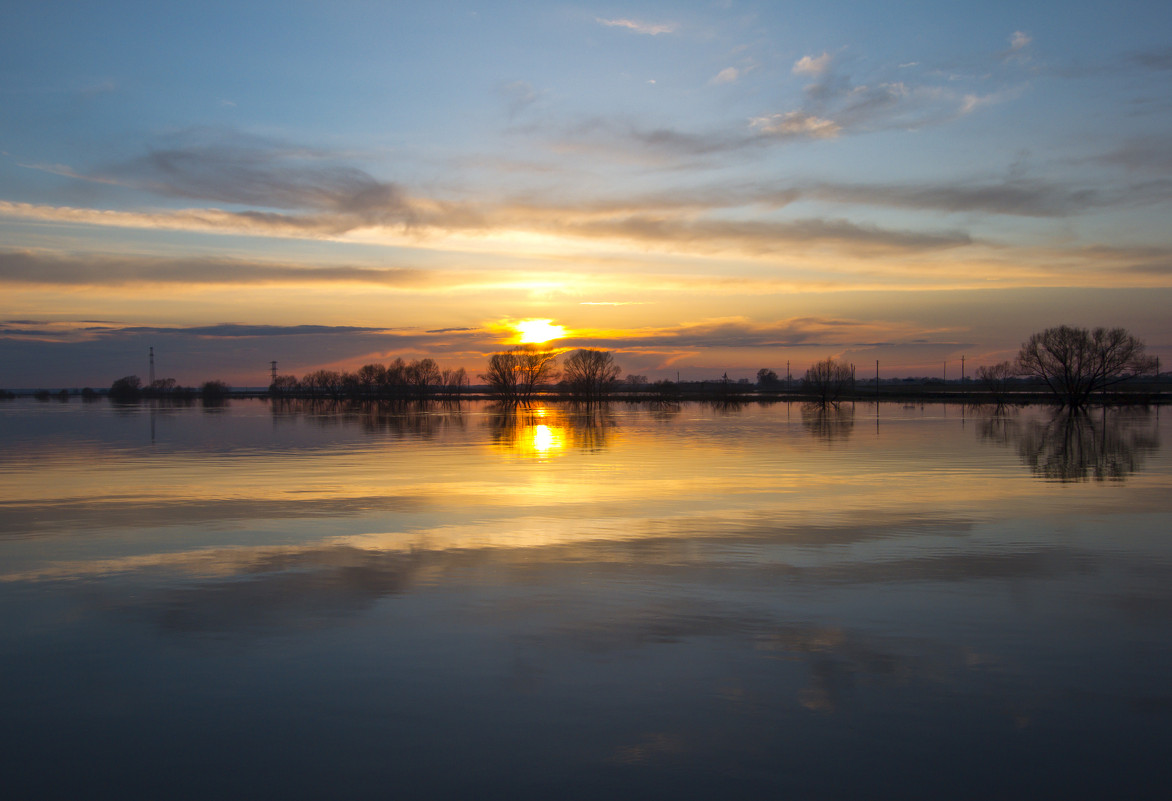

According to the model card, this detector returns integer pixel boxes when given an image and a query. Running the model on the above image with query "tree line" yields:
[796,324,1158,408]
[95,325,1158,408]
[269,358,470,400]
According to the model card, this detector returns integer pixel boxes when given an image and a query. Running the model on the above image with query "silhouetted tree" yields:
[757,368,780,388]
[356,363,387,396]
[481,346,559,403]
[269,375,299,396]
[976,360,1017,407]
[109,375,142,401]
[303,369,344,399]
[384,358,410,399]
[200,380,231,404]
[1017,325,1155,407]
[146,378,177,396]
[441,367,468,399]
[407,358,443,398]
[802,358,855,405]
[562,349,621,402]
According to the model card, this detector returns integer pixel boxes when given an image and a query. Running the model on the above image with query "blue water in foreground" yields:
[1,399,1169,799]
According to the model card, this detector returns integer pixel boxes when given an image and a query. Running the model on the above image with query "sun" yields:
[515,319,566,344]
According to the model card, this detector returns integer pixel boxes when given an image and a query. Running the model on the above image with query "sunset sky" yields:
[3,1,1170,387]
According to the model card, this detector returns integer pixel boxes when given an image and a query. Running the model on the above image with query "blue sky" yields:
[2,1,1170,386]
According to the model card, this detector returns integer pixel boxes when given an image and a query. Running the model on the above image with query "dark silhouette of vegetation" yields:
[1017,325,1155,407]
[976,360,1017,407]
[561,349,621,402]
[480,346,559,403]
[201,380,231,404]
[802,358,855,405]
[757,368,780,388]
[109,375,143,401]
[269,358,467,402]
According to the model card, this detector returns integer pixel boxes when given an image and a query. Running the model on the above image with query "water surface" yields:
[1,399,1169,799]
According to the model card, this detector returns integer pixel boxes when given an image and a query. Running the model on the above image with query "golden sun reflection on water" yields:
[531,424,563,454]
[492,407,568,458]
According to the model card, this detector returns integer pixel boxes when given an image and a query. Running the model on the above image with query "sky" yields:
[2,0,1171,387]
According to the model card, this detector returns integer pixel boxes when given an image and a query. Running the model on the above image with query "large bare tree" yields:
[802,358,855,405]
[480,346,559,403]
[1016,325,1155,407]
[561,349,621,402]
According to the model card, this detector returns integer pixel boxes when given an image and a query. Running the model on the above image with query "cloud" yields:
[1100,137,1172,174]
[498,80,540,118]
[595,17,677,35]
[0,250,440,288]
[801,179,1105,217]
[1009,31,1032,52]
[793,52,832,76]
[1130,46,1172,71]
[42,128,425,231]
[749,111,841,139]
[710,67,739,85]
[563,316,944,353]
[565,214,971,255]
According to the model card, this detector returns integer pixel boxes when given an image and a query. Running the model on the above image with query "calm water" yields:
[1,399,1169,800]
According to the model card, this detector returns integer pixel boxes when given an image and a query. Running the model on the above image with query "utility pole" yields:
[961,355,966,403]
[149,346,155,386]
[270,361,278,383]
[876,360,879,397]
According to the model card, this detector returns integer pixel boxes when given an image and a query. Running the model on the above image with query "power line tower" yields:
[271,361,278,383]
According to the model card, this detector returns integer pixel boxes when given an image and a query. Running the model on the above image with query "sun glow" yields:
[515,319,566,344]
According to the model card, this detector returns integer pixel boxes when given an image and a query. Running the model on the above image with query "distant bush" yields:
[200,380,231,403]
[109,375,142,401]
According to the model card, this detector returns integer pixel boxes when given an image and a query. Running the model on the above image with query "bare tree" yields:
[441,367,468,399]
[802,358,855,405]
[562,349,621,402]
[269,375,299,396]
[406,358,443,398]
[356,363,387,396]
[303,369,344,399]
[1017,325,1155,407]
[480,346,559,403]
[976,360,1017,407]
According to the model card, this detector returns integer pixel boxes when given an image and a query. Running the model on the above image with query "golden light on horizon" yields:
[515,318,567,344]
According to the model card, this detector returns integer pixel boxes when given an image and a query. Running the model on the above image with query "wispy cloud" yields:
[1130,46,1172,71]
[595,17,677,36]
[710,67,740,85]
[749,111,841,139]
[793,52,832,76]
[0,250,441,288]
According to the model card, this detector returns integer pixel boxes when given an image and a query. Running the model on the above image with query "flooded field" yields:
[1,399,1169,799]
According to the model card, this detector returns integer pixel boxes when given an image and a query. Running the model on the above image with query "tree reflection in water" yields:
[268,398,468,439]
[801,402,855,444]
[980,407,1160,482]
